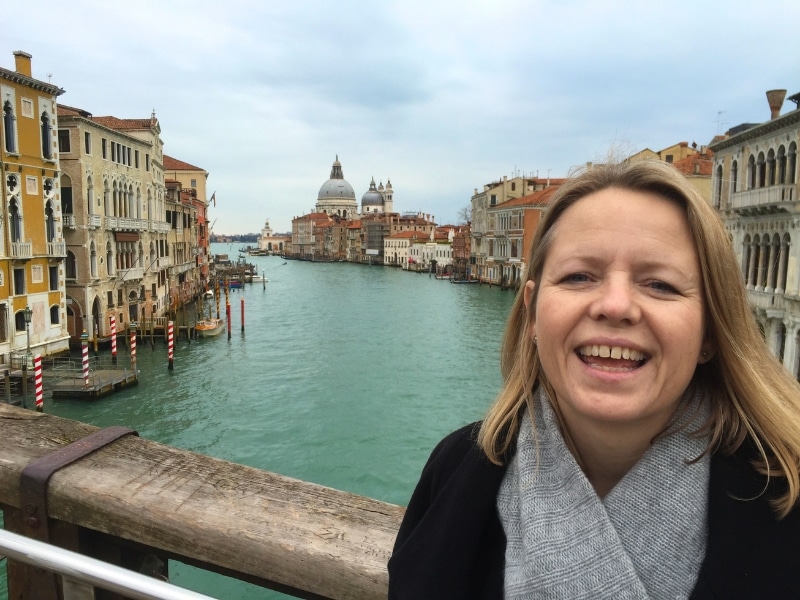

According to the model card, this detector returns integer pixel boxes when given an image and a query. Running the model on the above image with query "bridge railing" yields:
[0,403,403,599]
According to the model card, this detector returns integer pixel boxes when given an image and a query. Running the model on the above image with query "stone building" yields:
[316,156,357,219]
[709,88,800,377]
[0,51,70,360]
[57,104,169,340]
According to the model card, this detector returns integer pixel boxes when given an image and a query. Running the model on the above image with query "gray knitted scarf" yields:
[497,388,710,599]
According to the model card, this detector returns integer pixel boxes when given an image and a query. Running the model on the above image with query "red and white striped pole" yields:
[81,330,89,388]
[167,320,174,371]
[130,330,137,370]
[110,315,117,365]
[34,354,43,412]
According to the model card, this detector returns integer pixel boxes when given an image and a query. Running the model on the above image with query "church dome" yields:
[318,156,355,200]
[361,177,383,207]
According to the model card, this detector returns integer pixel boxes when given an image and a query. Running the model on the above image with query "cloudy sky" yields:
[5,1,799,234]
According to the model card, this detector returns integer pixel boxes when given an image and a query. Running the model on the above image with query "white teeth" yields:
[579,345,646,361]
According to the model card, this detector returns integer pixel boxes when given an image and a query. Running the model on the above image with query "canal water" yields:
[2,244,517,599]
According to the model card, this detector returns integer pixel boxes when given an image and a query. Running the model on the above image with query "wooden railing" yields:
[0,404,403,599]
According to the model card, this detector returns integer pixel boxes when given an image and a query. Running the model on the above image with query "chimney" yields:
[766,89,787,120]
[13,51,33,77]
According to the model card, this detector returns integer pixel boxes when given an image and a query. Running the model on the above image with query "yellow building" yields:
[0,51,70,363]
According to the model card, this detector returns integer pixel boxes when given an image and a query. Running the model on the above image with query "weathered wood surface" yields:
[0,404,405,599]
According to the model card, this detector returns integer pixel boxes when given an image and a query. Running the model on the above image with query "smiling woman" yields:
[388,160,800,600]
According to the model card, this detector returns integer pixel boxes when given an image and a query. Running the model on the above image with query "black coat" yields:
[388,423,800,599]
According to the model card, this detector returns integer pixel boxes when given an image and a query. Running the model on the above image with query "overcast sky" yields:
[5,1,799,234]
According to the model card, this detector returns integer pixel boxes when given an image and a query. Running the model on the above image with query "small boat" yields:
[251,275,270,282]
[196,318,225,337]
[451,278,479,284]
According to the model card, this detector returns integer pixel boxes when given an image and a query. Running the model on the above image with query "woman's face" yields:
[525,187,713,438]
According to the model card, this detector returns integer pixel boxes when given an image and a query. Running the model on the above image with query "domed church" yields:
[361,177,394,215]
[316,156,357,219]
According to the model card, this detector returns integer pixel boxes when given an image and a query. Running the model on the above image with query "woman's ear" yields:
[524,280,537,340]
[698,339,716,364]
[524,280,536,310]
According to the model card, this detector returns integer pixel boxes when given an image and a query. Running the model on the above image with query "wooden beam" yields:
[0,404,403,599]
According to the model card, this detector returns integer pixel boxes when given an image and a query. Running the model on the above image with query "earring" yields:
[533,336,538,345]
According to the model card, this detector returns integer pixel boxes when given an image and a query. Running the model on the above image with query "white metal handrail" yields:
[0,528,216,600]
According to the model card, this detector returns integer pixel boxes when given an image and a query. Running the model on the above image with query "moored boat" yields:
[195,318,225,337]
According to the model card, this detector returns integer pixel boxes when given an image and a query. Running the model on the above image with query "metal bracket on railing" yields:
[16,426,138,599]
[19,425,139,543]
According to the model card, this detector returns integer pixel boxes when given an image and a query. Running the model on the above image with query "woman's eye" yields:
[562,273,591,284]
[648,280,678,293]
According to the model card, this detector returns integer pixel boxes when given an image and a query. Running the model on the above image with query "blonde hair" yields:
[478,160,800,517]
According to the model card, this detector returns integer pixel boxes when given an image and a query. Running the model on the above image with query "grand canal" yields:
[2,244,517,599]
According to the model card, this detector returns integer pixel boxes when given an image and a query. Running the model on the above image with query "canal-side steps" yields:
[0,403,403,599]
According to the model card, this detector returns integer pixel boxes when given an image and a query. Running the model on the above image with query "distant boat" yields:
[251,275,270,282]
[196,318,225,337]
[451,278,478,284]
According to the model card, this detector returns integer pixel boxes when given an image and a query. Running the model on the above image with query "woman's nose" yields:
[588,277,641,324]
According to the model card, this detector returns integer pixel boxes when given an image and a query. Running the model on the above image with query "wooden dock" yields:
[50,369,138,399]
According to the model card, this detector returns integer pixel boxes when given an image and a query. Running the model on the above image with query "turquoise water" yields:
[2,245,517,599]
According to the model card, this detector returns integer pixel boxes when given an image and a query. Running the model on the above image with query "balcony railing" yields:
[158,256,172,269]
[121,267,144,281]
[47,241,67,257]
[63,214,77,229]
[730,184,796,212]
[88,214,102,229]
[150,221,170,233]
[105,217,147,231]
[10,242,32,259]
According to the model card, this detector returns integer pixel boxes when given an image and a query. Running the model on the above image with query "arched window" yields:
[15,311,25,332]
[767,149,776,186]
[41,112,52,159]
[50,305,60,325]
[8,198,21,243]
[106,241,114,275]
[87,176,95,215]
[715,165,723,207]
[731,160,738,194]
[778,146,787,185]
[757,152,766,188]
[90,241,98,278]
[3,101,16,153]
[66,250,77,279]
[789,143,797,184]
[747,155,756,189]
[45,200,56,242]
[104,181,111,215]
[60,173,73,215]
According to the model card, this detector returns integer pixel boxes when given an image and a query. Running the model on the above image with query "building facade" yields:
[709,89,800,377]
[0,51,70,361]
[57,104,170,340]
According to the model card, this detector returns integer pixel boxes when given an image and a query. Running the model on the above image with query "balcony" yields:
[88,214,102,229]
[10,242,32,259]
[170,261,195,275]
[63,215,76,229]
[150,221,170,233]
[105,217,147,231]
[158,256,172,269]
[47,241,67,257]
[121,267,144,281]
[730,184,797,215]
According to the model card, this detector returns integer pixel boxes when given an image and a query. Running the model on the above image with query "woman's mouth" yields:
[577,345,648,372]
